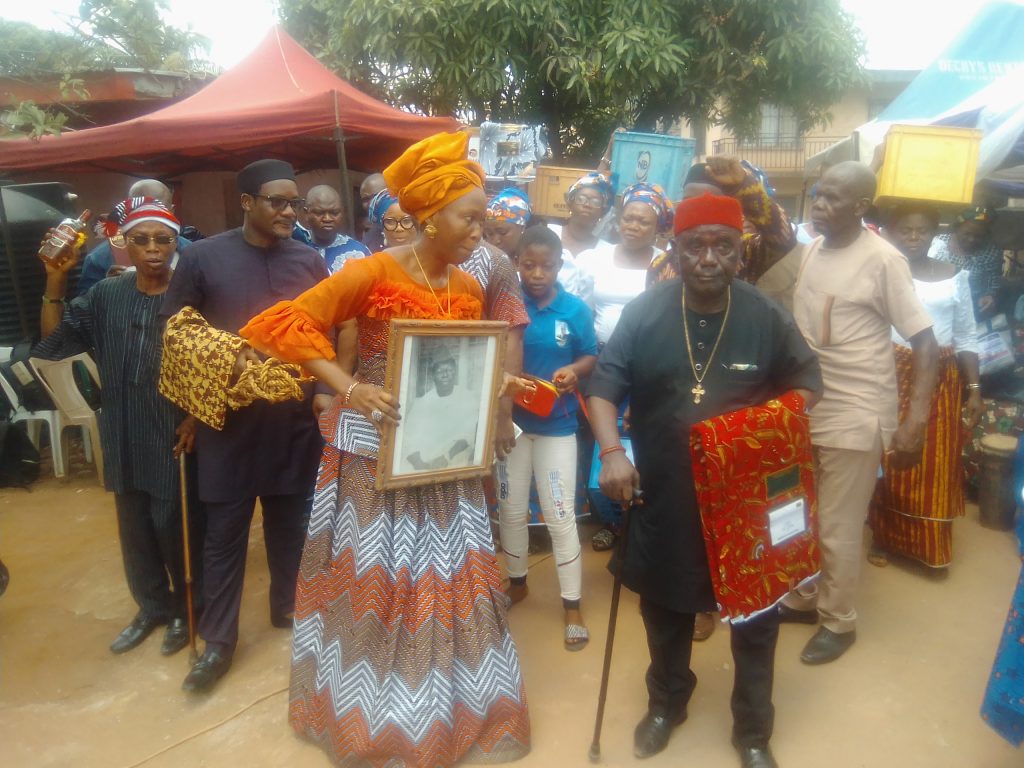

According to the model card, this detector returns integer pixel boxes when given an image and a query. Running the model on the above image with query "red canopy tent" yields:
[0,26,458,178]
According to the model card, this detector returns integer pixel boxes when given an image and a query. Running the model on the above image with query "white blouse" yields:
[893,270,978,354]
[576,241,664,345]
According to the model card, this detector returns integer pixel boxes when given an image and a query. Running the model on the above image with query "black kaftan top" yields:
[159,229,329,503]
[588,278,822,612]
[33,273,182,499]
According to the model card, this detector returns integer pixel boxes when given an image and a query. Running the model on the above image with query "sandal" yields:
[564,623,590,652]
[591,527,617,552]
[867,547,889,568]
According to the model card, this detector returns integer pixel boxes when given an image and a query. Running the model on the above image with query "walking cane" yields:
[178,452,199,665]
[588,488,640,763]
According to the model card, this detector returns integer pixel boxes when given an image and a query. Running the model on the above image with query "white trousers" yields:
[496,433,583,602]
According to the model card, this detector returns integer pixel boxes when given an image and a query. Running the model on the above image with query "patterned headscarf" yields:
[956,206,991,226]
[100,196,180,238]
[622,182,673,232]
[367,189,399,228]
[486,187,531,226]
[383,132,485,223]
[565,172,615,215]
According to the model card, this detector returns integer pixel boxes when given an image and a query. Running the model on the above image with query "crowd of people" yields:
[25,127,1024,767]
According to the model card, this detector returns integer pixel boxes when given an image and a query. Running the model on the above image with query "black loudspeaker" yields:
[0,183,80,346]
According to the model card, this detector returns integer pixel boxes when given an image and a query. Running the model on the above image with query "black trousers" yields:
[639,596,779,748]
[198,493,309,652]
[114,490,186,621]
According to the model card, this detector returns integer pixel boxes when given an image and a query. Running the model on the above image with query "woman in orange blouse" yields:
[241,133,530,768]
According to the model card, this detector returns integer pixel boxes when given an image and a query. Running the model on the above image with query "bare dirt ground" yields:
[0,448,1021,767]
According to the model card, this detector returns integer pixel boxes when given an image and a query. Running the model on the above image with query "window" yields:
[743,104,800,148]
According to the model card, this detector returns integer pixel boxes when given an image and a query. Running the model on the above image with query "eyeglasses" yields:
[382,216,417,231]
[252,194,306,212]
[574,194,606,209]
[127,234,176,246]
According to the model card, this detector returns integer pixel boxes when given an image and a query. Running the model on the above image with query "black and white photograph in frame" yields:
[377,320,507,490]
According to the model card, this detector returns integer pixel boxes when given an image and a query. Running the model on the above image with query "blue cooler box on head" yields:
[610,131,696,202]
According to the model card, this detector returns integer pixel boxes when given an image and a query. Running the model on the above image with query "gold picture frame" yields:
[376,319,508,490]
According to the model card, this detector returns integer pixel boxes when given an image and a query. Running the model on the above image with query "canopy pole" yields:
[333,93,355,236]
[335,127,354,235]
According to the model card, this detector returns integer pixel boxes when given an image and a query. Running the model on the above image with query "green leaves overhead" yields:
[280,0,864,160]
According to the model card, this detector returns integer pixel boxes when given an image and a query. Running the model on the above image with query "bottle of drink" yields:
[38,209,92,267]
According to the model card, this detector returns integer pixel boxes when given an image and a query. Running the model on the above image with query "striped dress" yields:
[241,253,530,767]
[869,271,978,567]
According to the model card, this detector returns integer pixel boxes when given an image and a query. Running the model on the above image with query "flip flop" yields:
[564,623,590,652]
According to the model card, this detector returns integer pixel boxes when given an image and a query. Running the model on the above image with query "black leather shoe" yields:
[633,710,686,759]
[110,614,164,654]
[182,649,232,693]
[800,627,856,665]
[776,604,818,625]
[160,618,190,656]
[270,610,294,629]
[736,744,779,768]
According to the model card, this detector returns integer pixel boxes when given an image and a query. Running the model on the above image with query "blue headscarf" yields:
[368,189,399,228]
[565,172,615,215]
[486,187,531,227]
[621,182,674,232]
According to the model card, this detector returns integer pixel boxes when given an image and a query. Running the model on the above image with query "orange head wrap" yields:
[382,132,485,223]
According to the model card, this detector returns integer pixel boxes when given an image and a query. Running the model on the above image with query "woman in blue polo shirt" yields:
[497,225,598,651]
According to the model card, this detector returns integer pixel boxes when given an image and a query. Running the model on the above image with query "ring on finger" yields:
[371,408,384,423]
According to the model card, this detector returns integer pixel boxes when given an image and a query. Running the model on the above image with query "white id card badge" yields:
[767,497,807,547]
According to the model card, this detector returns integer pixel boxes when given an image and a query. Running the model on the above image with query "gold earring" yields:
[424,222,438,239]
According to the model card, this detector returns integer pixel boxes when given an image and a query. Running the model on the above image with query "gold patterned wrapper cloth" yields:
[159,306,314,431]
[689,390,820,623]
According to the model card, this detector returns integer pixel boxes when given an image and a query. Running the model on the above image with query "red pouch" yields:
[514,376,561,417]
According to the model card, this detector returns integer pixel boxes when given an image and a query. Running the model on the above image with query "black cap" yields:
[237,159,296,195]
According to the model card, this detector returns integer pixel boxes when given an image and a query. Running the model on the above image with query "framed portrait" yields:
[376,319,508,490]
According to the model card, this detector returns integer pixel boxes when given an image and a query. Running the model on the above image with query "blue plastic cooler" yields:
[610,131,696,202]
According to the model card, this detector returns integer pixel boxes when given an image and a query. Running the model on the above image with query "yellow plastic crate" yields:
[876,125,982,206]
[528,165,591,220]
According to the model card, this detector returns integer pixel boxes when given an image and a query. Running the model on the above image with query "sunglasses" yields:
[382,216,417,231]
[127,234,176,246]
[253,194,306,212]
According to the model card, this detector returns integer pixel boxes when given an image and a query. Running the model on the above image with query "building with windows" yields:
[691,70,918,218]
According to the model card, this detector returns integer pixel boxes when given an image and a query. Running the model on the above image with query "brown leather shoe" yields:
[693,611,716,641]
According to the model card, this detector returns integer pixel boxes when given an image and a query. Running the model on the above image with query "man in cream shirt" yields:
[781,161,938,664]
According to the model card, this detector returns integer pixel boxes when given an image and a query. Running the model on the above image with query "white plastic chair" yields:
[0,361,72,477]
[28,354,103,482]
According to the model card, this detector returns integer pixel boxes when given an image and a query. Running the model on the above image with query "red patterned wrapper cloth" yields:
[869,345,965,567]
[689,391,819,623]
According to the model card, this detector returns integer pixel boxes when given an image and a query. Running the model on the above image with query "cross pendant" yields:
[692,383,705,404]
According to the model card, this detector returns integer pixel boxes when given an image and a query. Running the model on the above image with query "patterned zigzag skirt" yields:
[289,436,531,767]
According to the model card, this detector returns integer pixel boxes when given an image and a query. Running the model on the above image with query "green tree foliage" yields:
[1,3,212,138]
[280,0,865,161]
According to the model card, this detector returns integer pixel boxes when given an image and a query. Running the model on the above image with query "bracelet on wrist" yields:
[599,444,625,460]
[42,295,65,304]
[966,383,981,390]
[343,381,360,405]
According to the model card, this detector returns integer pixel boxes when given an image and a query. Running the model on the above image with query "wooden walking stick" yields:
[178,452,198,665]
[588,489,640,763]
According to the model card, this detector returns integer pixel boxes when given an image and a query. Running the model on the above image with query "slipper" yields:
[564,623,589,652]
[867,547,889,568]
[591,528,617,552]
